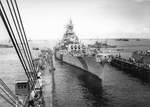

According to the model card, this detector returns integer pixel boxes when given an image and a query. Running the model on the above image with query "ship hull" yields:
[54,49,103,79]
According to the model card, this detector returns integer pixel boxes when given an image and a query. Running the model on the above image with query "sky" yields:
[0,0,150,40]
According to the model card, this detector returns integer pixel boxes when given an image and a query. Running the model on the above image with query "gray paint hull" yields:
[55,50,103,79]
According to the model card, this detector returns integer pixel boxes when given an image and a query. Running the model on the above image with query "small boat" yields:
[116,38,129,41]
[33,47,40,50]
[135,39,140,41]
[116,48,124,51]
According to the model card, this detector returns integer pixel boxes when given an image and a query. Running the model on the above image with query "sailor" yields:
[37,71,42,78]
[30,90,35,100]
[28,90,35,107]
[28,100,34,107]
[38,77,42,88]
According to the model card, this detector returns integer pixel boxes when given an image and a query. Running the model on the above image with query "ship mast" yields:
[66,19,73,32]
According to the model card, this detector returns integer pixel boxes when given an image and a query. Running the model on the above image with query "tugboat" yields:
[54,20,103,79]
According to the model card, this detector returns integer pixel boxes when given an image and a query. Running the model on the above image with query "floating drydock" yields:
[111,57,150,81]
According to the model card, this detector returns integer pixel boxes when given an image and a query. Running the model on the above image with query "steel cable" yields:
[0,92,16,107]
[0,79,16,100]
[7,0,36,82]
[0,87,16,104]
[14,0,37,79]
[0,1,34,86]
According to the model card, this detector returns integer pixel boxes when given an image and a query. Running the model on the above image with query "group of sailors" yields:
[29,71,43,107]
[134,49,150,56]
[28,49,53,107]
[115,54,150,70]
[28,61,43,107]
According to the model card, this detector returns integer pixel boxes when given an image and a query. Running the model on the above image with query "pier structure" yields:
[111,56,150,81]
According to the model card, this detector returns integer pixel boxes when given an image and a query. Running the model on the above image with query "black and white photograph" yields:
[0,0,150,107]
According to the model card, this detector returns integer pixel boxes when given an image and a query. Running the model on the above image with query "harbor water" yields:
[53,58,150,107]
[53,39,150,107]
[1,39,150,107]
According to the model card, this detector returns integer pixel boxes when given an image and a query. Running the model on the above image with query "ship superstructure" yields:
[62,20,79,45]
[58,20,86,56]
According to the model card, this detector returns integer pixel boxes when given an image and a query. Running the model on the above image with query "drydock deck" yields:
[40,49,55,107]
[111,57,150,81]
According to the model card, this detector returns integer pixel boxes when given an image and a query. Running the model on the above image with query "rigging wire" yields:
[6,0,36,82]
[0,79,16,100]
[0,1,34,86]
[0,1,43,106]
[0,92,16,107]
[14,0,37,78]
[13,0,42,89]
[0,87,16,104]
[0,79,23,106]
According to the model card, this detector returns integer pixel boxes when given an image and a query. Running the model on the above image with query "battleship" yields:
[54,20,103,78]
